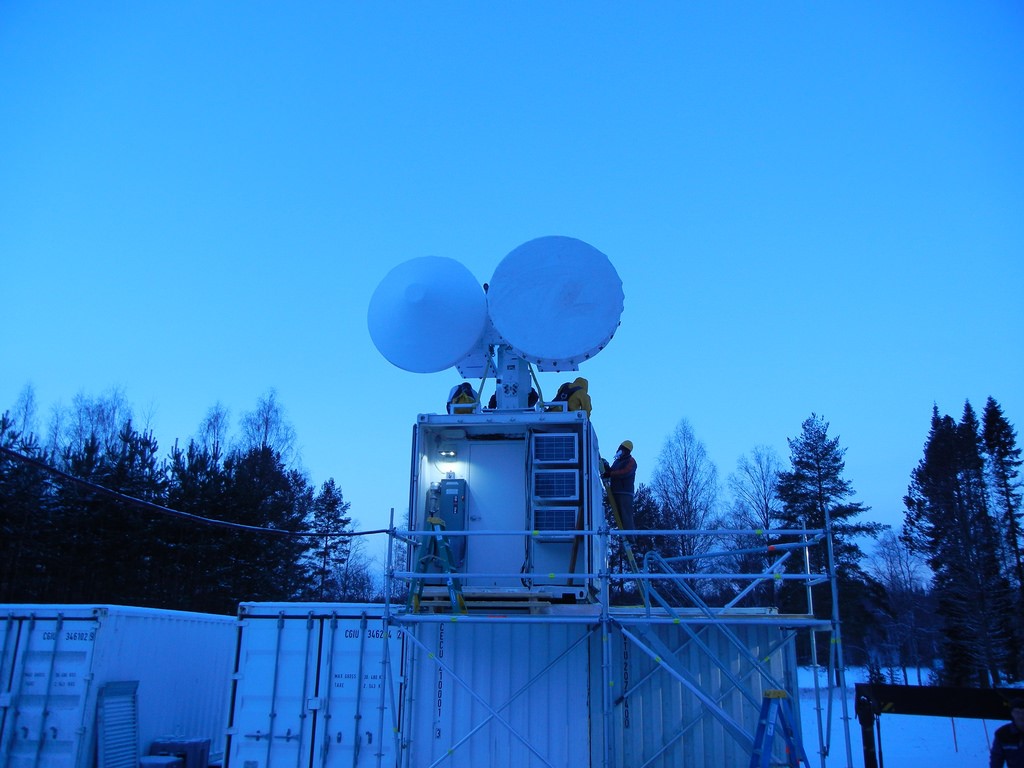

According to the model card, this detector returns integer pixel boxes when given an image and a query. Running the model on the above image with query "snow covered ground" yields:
[798,668,995,767]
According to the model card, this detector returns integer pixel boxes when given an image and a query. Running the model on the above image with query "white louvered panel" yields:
[96,681,139,768]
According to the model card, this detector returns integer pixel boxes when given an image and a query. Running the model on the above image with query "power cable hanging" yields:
[0,445,387,539]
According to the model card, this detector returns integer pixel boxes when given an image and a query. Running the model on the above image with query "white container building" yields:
[0,605,236,768]
[407,408,602,603]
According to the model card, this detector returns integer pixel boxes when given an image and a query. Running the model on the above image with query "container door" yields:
[464,442,527,588]
[0,614,99,768]
[228,612,401,768]
[229,614,320,768]
[311,617,399,768]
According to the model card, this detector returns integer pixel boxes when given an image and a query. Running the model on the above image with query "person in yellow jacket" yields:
[553,377,592,416]
[447,382,478,414]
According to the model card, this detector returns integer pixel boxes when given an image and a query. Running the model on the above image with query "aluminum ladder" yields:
[408,516,467,613]
[749,689,809,768]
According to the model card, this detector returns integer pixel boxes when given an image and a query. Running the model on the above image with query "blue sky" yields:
[2,3,1021,564]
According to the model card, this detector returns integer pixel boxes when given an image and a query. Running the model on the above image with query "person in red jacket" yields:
[991,698,1024,768]
[602,440,637,532]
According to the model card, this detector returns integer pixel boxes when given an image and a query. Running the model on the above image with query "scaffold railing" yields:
[381,517,855,768]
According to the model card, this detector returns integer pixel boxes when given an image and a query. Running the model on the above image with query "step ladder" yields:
[748,689,809,768]
[408,516,467,613]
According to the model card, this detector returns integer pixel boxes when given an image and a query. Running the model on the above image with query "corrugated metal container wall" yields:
[226,604,402,768]
[0,605,236,768]
[599,619,798,767]
[226,606,801,768]
[403,617,797,768]
[401,621,591,768]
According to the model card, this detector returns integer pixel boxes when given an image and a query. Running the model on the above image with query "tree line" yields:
[2,385,1021,688]
[902,398,1023,686]
[604,397,1020,688]
[0,387,375,615]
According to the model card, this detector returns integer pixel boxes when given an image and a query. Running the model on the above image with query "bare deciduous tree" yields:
[650,419,719,572]
[198,402,231,459]
[50,387,132,459]
[11,384,39,437]
[725,446,784,605]
[728,445,783,531]
[867,530,934,684]
[334,533,378,602]
[240,390,296,463]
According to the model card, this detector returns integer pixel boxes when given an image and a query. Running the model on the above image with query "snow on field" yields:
[798,668,995,767]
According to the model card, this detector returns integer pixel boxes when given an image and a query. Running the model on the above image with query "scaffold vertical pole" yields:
[823,504,855,768]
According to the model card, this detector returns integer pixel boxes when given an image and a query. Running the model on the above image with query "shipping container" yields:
[407,409,604,603]
[0,605,236,768]
[226,603,800,768]
[225,604,402,768]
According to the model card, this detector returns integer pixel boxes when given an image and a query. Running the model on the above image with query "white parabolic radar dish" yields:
[367,256,487,373]
[487,236,624,369]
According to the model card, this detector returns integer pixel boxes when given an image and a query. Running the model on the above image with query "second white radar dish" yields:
[487,236,624,370]
[367,256,487,373]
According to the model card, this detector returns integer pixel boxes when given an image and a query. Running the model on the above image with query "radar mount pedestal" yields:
[493,346,535,410]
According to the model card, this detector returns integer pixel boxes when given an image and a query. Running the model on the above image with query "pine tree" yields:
[54,432,110,602]
[0,413,56,601]
[42,417,172,606]
[302,478,354,600]
[166,439,232,612]
[982,397,1023,591]
[217,445,312,610]
[981,397,1024,676]
[903,402,1015,686]
[777,415,881,568]
[776,414,884,664]
[102,421,171,607]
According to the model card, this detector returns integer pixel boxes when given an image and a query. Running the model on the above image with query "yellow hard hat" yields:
[620,440,633,452]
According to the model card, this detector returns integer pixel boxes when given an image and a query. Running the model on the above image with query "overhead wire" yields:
[0,445,387,539]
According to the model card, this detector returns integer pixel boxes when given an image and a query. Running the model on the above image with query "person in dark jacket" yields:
[991,698,1024,768]
[602,440,637,532]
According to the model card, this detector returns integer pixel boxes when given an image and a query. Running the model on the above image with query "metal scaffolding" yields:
[382,515,855,768]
